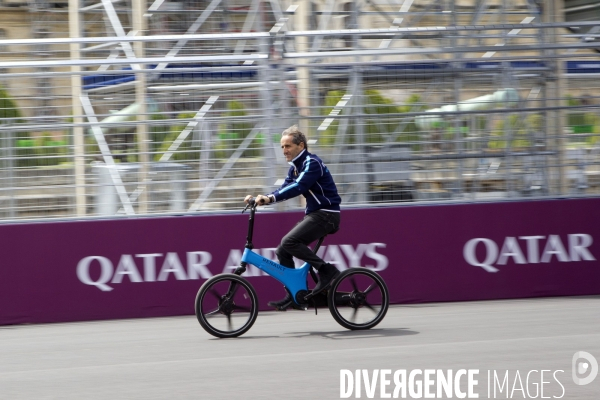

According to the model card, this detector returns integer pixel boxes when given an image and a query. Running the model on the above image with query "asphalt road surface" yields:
[1,296,599,400]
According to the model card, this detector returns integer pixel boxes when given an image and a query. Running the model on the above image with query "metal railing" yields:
[0,0,598,221]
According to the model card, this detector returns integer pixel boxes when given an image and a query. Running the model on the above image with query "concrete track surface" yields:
[1,296,599,400]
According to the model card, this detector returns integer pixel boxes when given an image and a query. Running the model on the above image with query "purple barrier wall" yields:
[1,198,599,325]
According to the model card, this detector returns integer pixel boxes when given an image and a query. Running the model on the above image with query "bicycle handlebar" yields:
[242,197,259,214]
[242,196,269,213]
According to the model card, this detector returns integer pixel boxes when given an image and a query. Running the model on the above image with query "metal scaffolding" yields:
[0,0,599,221]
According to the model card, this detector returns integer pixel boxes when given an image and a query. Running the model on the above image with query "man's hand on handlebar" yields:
[244,194,271,205]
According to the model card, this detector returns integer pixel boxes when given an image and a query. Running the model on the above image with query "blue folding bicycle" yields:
[195,199,390,338]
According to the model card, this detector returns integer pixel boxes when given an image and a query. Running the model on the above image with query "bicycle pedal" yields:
[307,285,330,298]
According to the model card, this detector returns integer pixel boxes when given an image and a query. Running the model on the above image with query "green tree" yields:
[488,114,537,149]
[155,112,200,162]
[0,86,21,122]
[319,90,425,146]
[216,100,262,158]
[566,95,594,134]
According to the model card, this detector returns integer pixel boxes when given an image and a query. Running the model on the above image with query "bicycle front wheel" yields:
[327,268,389,330]
[195,274,258,338]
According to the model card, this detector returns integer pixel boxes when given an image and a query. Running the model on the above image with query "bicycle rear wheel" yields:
[327,268,389,330]
[195,274,258,338]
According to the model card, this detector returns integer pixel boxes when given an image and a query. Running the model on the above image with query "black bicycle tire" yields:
[327,268,389,330]
[195,274,259,338]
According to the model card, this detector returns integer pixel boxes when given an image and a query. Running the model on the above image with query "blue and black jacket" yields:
[269,150,341,214]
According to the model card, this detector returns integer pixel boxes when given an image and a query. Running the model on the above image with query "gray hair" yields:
[281,125,308,150]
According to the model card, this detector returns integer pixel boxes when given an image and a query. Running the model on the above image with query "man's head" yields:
[280,125,307,162]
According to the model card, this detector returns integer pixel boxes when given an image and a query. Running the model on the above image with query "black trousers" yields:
[276,210,341,271]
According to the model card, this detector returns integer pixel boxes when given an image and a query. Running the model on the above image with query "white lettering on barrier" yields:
[464,234,595,272]
[136,253,161,281]
[520,236,544,263]
[497,237,526,266]
[365,243,389,271]
[330,243,388,271]
[77,256,114,292]
[77,243,388,291]
[222,243,389,274]
[112,254,143,284]
[77,251,213,291]
[157,252,187,281]
[340,244,369,269]
[187,251,213,279]
[463,238,499,272]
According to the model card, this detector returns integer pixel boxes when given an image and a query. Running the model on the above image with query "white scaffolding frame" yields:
[0,0,598,221]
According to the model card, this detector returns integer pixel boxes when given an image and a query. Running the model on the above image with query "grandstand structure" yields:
[0,0,599,220]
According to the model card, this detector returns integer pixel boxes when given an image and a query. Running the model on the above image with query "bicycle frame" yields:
[235,200,322,304]
[240,249,311,300]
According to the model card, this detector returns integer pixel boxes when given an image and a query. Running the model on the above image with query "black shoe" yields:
[312,263,340,294]
[268,293,302,311]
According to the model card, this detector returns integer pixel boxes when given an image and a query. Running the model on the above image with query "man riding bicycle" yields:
[245,125,341,311]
